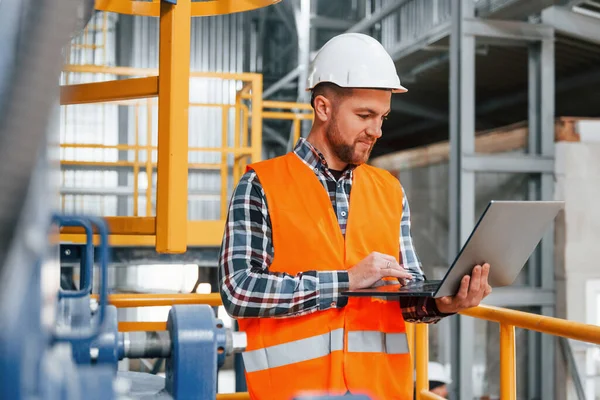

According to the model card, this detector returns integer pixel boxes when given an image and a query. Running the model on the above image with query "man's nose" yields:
[366,120,383,138]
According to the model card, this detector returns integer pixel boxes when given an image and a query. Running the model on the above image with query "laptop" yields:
[341,200,564,299]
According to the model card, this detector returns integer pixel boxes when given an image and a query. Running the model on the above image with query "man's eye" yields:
[358,114,369,119]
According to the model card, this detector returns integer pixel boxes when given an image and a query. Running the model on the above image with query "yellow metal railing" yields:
[60,64,262,250]
[105,293,600,400]
[58,66,312,249]
[262,100,314,145]
[414,305,600,400]
[59,0,277,254]
[59,64,311,249]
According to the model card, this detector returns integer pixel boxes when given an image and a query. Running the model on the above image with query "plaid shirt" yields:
[218,138,444,323]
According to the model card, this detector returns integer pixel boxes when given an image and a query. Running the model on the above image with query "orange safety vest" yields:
[237,152,412,400]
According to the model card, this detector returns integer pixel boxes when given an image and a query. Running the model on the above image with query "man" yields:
[426,362,452,398]
[219,33,492,400]
[414,362,452,399]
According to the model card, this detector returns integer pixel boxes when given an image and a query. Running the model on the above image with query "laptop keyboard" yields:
[404,280,441,291]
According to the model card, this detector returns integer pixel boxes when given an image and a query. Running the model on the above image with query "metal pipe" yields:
[119,321,167,332]
[119,328,246,359]
[415,324,429,400]
[122,331,171,359]
[461,305,600,344]
[500,324,517,400]
[102,293,223,308]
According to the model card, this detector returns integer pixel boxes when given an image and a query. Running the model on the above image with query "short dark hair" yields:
[310,82,354,109]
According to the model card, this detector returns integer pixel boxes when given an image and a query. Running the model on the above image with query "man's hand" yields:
[435,264,492,314]
[348,252,413,290]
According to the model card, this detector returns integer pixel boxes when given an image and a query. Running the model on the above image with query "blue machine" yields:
[1,213,246,400]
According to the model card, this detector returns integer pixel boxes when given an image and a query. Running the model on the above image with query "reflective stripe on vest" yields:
[243,328,344,373]
[347,331,409,354]
[243,329,408,373]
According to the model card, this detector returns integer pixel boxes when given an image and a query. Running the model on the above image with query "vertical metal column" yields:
[540,34,556,400]
[156,0,191,253]
[527,30,541,400]
[295,0,311,142]
[527,28,556,400]
[116,15,134,217]
[295,0,310,104]
[449,1,476,399]
[448,2,555,399]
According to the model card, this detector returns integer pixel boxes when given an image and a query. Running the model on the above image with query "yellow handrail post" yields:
[241,104,249,174]
[293,118,301,144]
[415,323,429,400]
[233,92,241,185]
[221,108,229,219]
[133,104,140,217]
[500,323,517,400]
[250,75,263,163]
[145,100,153,217]
[155,0,191,253]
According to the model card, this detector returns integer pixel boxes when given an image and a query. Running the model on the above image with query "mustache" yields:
[356,137,376,145]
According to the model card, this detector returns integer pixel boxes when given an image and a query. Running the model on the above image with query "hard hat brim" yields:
[306,81,408,93]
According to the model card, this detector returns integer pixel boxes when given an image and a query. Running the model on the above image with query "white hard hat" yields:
[428,362,452,384]
[306,33,407,93]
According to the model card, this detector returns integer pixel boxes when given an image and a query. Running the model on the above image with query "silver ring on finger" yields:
[385,261,391,269]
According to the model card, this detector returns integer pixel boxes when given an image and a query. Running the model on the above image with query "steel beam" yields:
[262,65,303,99]
[310,16,354,30]
[462,154,554,173]
[116,15,135,217]
[295,0,311,104]
[389,21,452,62]
[449,2,476,400]
[347,0,410,34]
[391,98,448,122]
[155,0,191,253]
[527,32,543,399]
[542,5,600,45]
[382,65,600,141]
[479,0,556,20]
[272,0,296,37]
[262,124,288,147]
[463,18,554,44]
[539,35,556,400]
[60,77,158,105]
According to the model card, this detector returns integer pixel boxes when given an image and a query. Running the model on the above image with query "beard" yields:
[325,114,374,165]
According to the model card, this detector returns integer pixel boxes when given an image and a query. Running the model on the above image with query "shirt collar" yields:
[293,137,356,177]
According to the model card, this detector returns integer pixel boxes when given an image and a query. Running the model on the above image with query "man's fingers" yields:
[382,268,413,280]
[456,275,470,302]
[480,263,490,284]
[480,264,491,296]
[378,253,408,270]
[469,265,482,293]
[379,253,397,262]
[439,296,452,305]
[483,284,492,297]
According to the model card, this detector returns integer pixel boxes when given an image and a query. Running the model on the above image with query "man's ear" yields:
[313,94,333,123]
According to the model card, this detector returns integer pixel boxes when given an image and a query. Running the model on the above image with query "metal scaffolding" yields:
[448,1,556,398]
